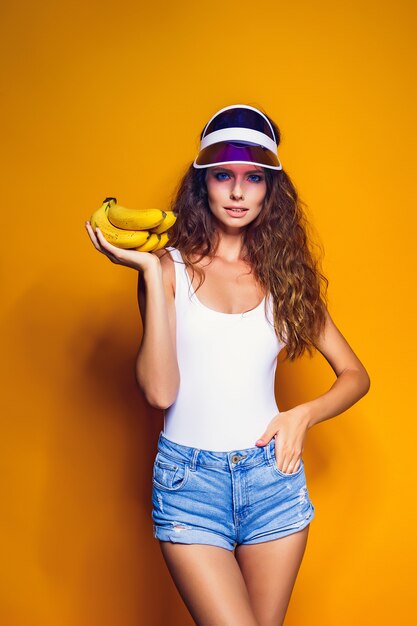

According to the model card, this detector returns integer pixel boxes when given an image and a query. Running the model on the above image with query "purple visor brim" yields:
[193,140,282,170]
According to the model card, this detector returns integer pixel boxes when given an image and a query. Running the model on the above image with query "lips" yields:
[224,207,249,211]
[224,207,249,218]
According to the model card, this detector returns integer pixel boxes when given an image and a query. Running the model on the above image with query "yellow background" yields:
[1,0,416,624]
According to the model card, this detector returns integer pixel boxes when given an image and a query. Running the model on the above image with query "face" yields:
[204,163,267,229]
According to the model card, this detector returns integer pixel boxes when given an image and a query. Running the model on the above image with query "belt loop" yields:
[263,439,273,465]
[190,448,199,471]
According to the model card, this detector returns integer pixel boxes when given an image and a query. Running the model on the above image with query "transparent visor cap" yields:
[193,104,282,171]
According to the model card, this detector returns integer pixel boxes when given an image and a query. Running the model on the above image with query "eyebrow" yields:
[211,167,264,174]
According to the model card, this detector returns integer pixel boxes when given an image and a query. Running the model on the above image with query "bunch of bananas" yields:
[90,197,176,251]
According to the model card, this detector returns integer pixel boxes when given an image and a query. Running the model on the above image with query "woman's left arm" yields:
[299,306,371,430]
[255,307,371,473]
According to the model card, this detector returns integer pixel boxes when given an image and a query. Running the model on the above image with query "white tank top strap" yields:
[165,245,193,304]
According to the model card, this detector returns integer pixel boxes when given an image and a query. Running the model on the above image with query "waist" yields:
[163,397,280,451]
[156,430,276,468]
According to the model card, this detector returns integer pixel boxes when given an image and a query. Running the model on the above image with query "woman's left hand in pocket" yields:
[255,407,310,474]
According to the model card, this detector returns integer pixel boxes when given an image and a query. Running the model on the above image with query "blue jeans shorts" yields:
[152,431,315,551]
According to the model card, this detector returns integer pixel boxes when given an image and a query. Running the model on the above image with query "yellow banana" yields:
[133,231,170,252]
[152,231,170,250]
[135,233,161,252]
[107,201,166,230]
[150,211,177,234]
[90,200,150,249]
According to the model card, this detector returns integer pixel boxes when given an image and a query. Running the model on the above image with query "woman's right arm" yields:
[85,221,179,409]
[136,250,179,409]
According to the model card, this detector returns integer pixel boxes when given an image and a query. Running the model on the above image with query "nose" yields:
[230,180,244,200]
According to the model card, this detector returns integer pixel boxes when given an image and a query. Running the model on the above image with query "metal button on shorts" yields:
[231,454,246,463]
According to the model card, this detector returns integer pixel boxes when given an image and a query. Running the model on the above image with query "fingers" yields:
[274,439,301,474]
[84,221,158,271]
[85,221,120,263]
[85,221,102,251]
[255,429,275,446]
[256,430,300,473]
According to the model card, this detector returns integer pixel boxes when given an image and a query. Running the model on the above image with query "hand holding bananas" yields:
[89,197,177,251]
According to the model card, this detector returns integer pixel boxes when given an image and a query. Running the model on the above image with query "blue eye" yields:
[214,172,264,182]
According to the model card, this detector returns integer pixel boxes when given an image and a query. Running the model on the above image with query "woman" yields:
[85,103,370,626]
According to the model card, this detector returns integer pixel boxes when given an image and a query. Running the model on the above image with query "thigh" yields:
[234,525,310,626]
[159,540,260,626]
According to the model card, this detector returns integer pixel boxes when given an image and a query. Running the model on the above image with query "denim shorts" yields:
[151,431,315,551]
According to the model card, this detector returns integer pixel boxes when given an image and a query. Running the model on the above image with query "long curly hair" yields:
[160,106,329,362]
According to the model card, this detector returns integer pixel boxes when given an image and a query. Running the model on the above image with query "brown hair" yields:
[161,106,329,362]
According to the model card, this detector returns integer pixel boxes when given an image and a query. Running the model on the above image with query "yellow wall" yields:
[1,1,416,624]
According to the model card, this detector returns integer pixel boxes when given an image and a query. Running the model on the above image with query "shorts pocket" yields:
[270,457,304,478]
[152,451,190,492]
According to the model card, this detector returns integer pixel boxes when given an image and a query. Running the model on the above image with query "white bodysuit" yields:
[162,246,286,451]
